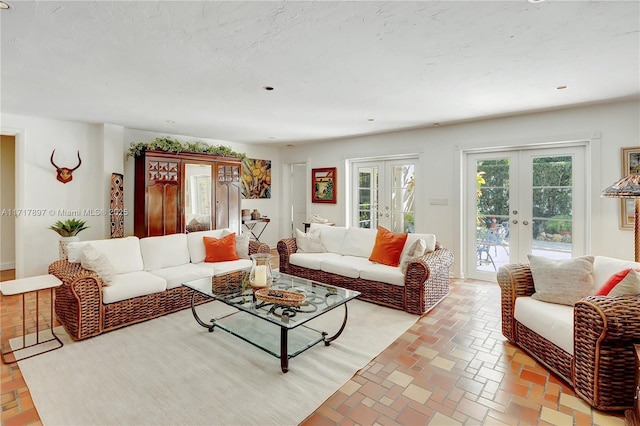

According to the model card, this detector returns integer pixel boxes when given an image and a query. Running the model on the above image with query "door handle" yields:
[512,220,518,224]
[523,220,529,225]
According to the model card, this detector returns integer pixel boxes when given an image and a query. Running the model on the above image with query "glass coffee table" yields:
[182,272,360,372]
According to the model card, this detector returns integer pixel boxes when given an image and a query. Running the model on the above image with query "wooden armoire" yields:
[133,150,242,238]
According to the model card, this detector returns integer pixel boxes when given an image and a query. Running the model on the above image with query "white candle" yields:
[254,265,267,287]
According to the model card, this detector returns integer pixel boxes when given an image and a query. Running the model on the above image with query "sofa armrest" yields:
[248,240,270,255]
[276,238,298,273]
[573,294,640,409]
[496,263,534,342]
[404,245,454,315]
[48,259,104,340]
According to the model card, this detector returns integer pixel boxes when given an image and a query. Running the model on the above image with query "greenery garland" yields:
[126,137,245,159]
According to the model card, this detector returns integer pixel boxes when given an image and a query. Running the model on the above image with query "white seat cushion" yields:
[359,263,405,286]
[186,228,233,264]
[289,253,342,270]
[102,271,167,304]
[340,227,377,257]
[194,259,252,276]
[514,296,574,355]
[140,233,191,271]
[593,256,640,292]
[320,255,373,279]
[67,237,144,275]
[149,264,212,290]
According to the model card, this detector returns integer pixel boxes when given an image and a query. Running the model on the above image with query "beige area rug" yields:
[16,299,417,426]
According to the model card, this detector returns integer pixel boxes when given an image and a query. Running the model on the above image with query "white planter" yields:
[59,236,79,260]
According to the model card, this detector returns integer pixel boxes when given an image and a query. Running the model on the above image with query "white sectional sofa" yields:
[49,229,269,340]
[498,256,640,411]
[277,224,454,315]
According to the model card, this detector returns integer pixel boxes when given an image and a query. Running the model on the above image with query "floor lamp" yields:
[601,174,640,262]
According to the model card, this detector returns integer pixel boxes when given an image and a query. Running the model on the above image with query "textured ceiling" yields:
[1,1,639,145]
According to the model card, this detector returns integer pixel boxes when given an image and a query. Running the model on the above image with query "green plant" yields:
[126,137,245,159]
[544,214,572,235]
[49,218,89,237]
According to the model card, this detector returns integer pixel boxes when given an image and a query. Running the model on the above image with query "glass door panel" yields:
[389,163,415,233]
[355,164,379,229]
[467,146,585,280]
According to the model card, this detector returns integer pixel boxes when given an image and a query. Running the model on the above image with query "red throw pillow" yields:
[203,233,239,262]
[595,268,640,295]
[369,226,408,267]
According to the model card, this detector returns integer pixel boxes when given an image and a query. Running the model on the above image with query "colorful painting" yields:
[241,158,271,199]
[312,167,337,203]
[621,147,640,229]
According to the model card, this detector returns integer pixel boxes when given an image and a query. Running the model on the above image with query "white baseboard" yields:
[1,261,16,271]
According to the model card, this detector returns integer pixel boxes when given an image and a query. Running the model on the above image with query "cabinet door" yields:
[215,163,241,233]
[146,158,181,236]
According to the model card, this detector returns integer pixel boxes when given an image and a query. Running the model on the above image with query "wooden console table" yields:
[242,218,270,242]
[0,274,64,364]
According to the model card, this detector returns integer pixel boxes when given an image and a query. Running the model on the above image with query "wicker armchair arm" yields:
[48,259,103,289]
[248,240,271,255]
[276,238,298,273]
[496,263,534,342]
[575,294,640,341]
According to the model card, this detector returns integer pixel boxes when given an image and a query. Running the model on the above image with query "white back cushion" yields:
[186,228,233,263]
[67,236,143,275]
[340,227,378,257]
[140,233,190,271]
[593,256,640,291]
[310,224,347,254]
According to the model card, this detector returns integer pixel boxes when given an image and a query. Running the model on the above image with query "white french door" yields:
[351,158,417,233]
[465,145,587,280]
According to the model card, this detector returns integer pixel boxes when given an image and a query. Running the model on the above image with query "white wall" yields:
[3,99,638,277]
[279,99,640,277]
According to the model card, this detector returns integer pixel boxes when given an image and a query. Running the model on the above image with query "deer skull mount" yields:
[50,150,82,184]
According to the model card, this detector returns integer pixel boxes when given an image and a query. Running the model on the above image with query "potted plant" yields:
[49,218,89,260]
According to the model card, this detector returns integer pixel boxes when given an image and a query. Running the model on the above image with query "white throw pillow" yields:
[528,254,595,306]
[80,244,114,284]
[296,228,326,253]
[223,230,250,259]
[400,238,427,274]
[609,268,640,296]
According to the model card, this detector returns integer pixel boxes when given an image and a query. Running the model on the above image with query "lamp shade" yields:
[601,174,640,198]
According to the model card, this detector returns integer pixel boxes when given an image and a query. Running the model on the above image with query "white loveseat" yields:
[277,225,454,315]
[49,229,269,340]
[498,256,640,411]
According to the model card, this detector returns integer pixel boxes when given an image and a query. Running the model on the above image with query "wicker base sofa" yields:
[498,256,640,411]
[277,225,454,315]
[49,230,269,341]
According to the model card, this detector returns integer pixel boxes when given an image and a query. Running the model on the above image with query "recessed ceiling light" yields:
[556,85,568,90]
[165,120,175,124]
[528,0,545,3]
[263,86,274,91]
[433,123,441,127]
[286,144,294,148]
[0,2,11,9]
[367,118,374,122]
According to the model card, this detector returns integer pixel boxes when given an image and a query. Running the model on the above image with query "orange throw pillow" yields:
[203,233,239,262]
[369,226,408,267]
[595,268,640,295]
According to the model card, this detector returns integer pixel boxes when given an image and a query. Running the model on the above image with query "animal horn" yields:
[50,150,61,170]
[70,151,82,171]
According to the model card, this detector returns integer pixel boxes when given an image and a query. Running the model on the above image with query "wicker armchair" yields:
[49,240,270,341]
[277,238,454,315]
[498,263,640,411]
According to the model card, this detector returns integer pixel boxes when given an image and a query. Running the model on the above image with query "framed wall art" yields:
[312,167,337,203]
[620,146,640,229]
[241,157,271,199]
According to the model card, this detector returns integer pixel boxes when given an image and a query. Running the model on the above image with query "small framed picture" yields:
[312,167,337,203]
[620,147,640,229]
